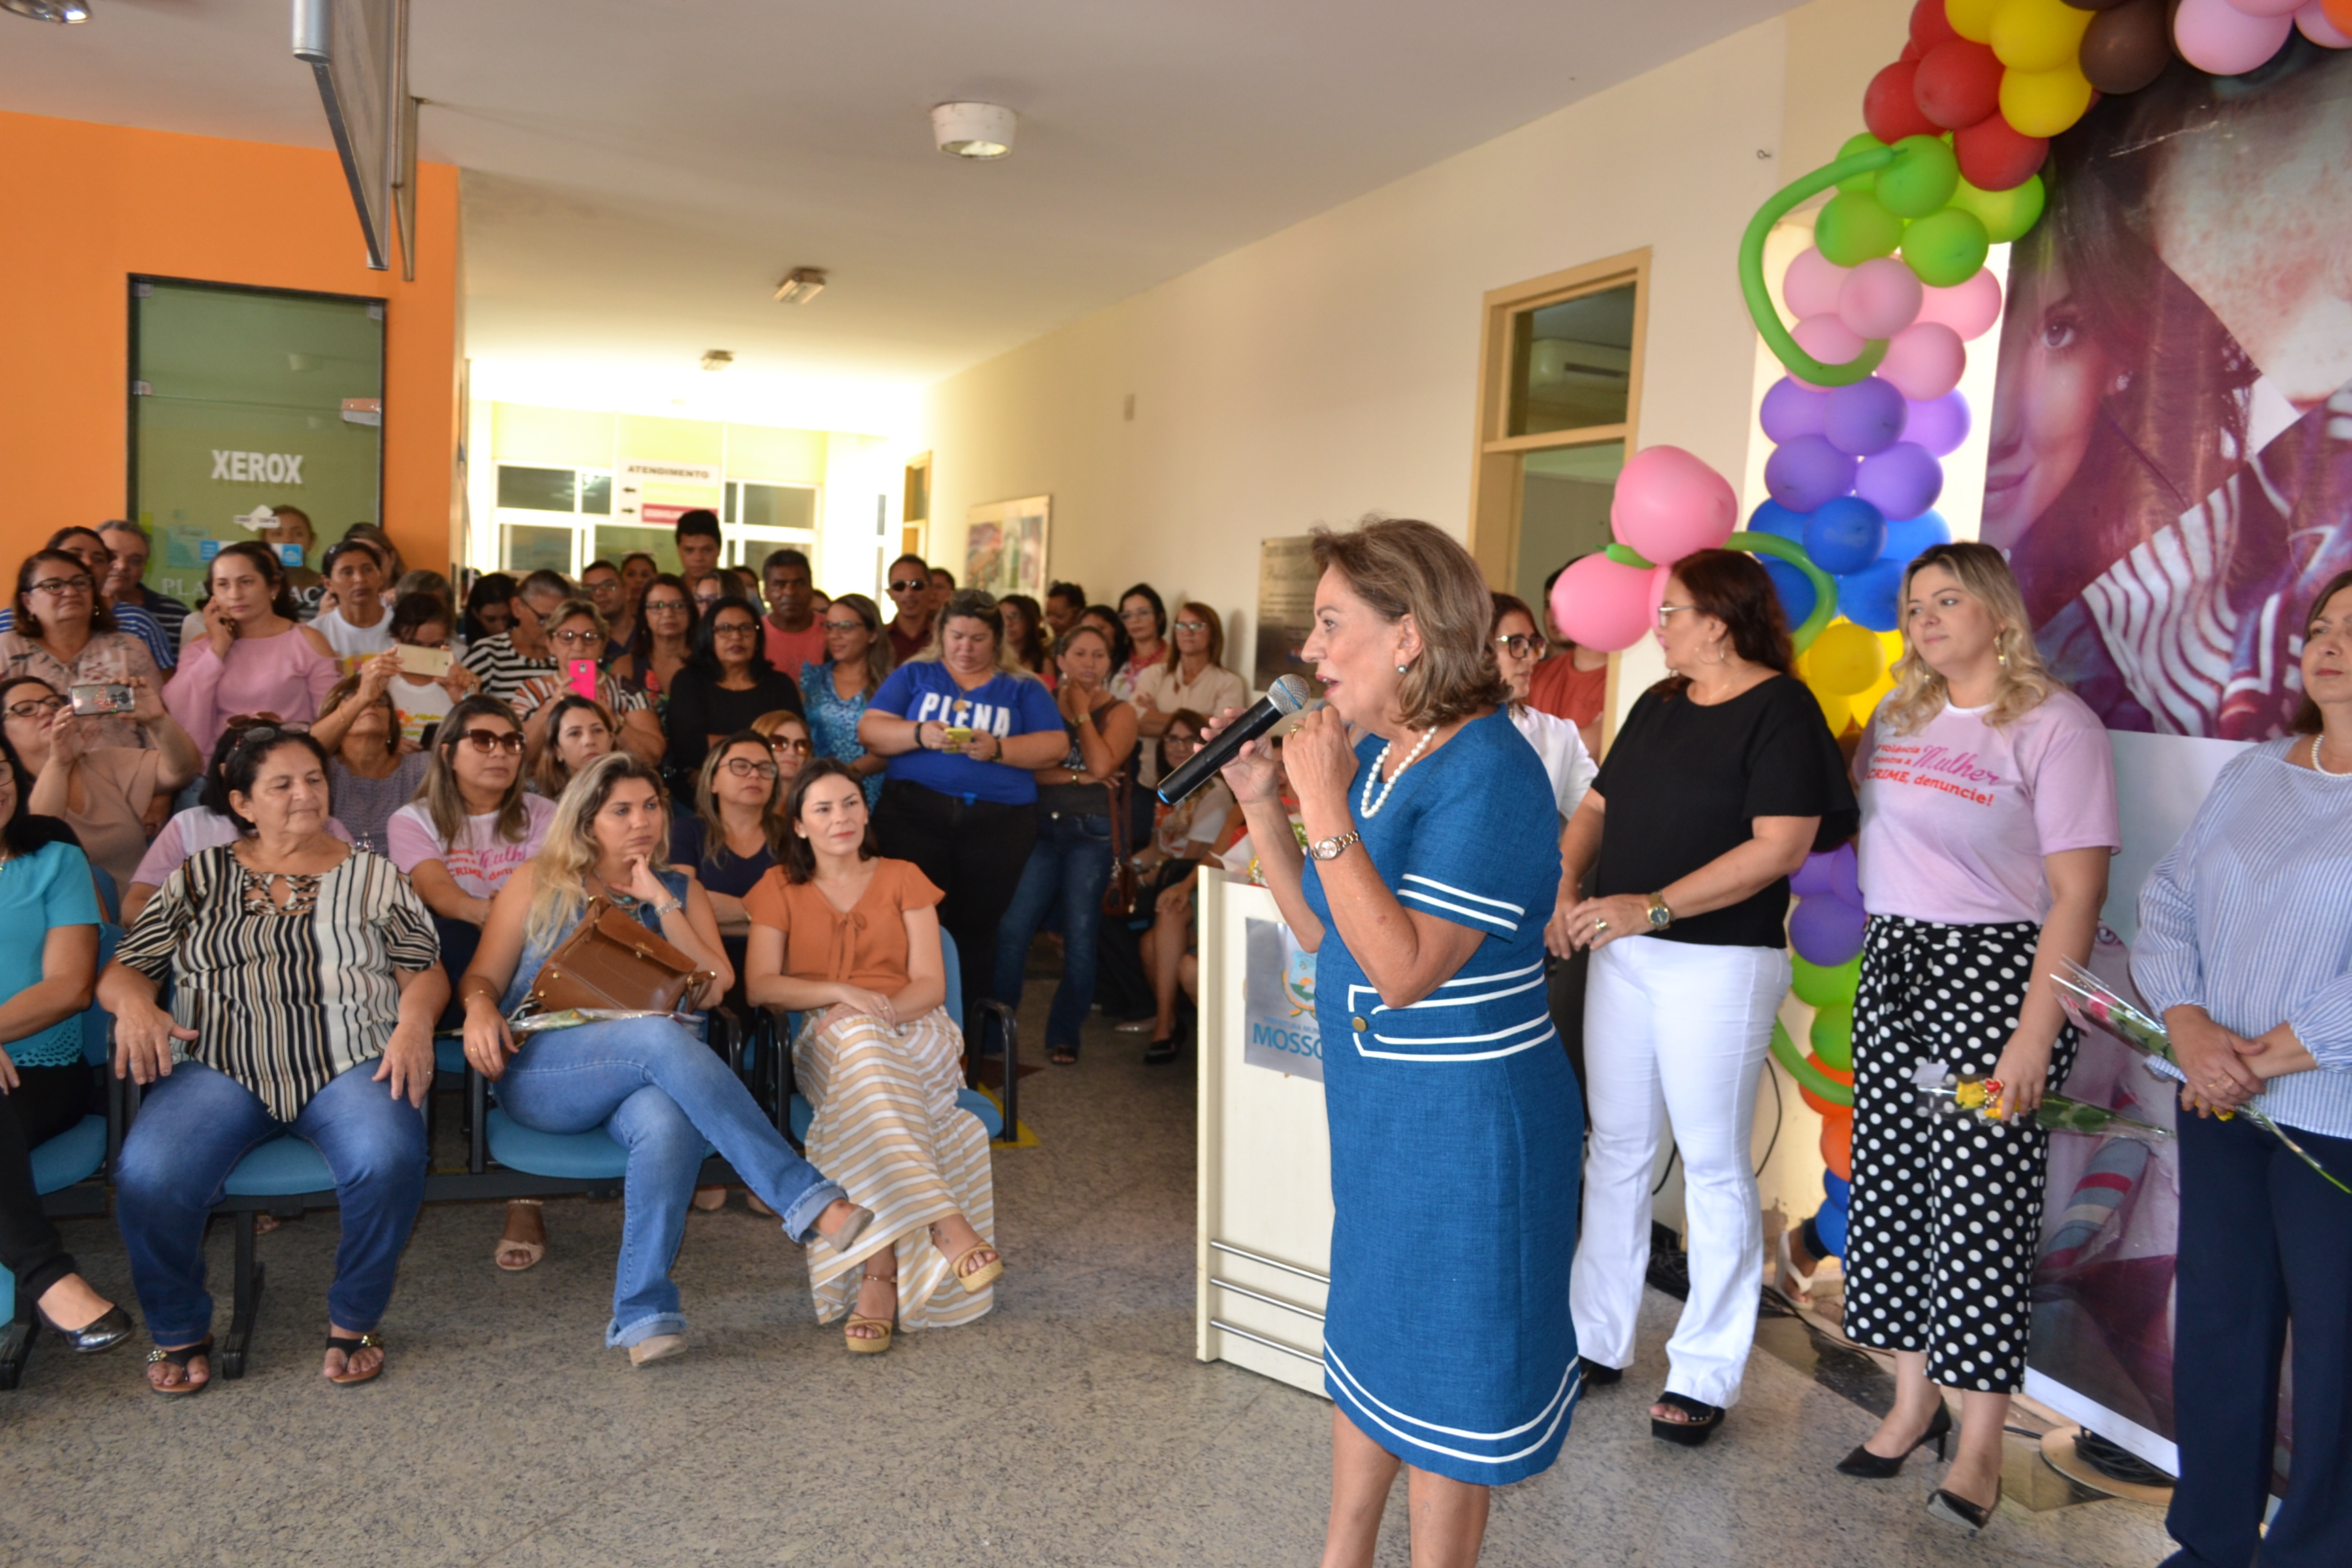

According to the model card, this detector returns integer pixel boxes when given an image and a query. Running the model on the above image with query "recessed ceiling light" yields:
[700,350,734,372]
[773,267,828,306]
[3,0,92,20]
[932,102,1015,160]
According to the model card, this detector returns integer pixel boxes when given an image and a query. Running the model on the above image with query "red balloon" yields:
[1865,61,1944,144]
[1901,37,1926,61]
[1911,0,1960,50]
[1914,38,2004,129]
[1954,112,2048,191]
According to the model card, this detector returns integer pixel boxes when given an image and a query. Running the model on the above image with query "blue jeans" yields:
[991,811,1113,1054]
[495,1017,847,1348]
[115,1058,427,1345]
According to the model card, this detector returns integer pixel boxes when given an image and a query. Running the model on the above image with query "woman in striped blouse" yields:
[100,725,446,1394]
[743,760,1002,1354]
[2133,568,2352,1568]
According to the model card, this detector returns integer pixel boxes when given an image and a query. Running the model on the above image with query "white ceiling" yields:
[1,0,1788,411]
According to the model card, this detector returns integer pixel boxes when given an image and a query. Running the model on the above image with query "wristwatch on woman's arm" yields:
[1646,892,1674,931]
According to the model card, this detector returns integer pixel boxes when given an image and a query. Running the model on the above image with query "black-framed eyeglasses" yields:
[644,598,690,615]
[453,728,525,755]
[768,736,813,755]
[27,575,94,597]
[1163,732,1200,751]
[711,621,758,638]
[887,578,928,593]
[723,757,781,779]
[5,695,66,719]
[1493,632,1548,658]
[1173,620,1209,633]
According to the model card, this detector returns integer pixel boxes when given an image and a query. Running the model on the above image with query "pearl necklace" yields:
[2314,734,2349,778]
[1360,726,1437,819]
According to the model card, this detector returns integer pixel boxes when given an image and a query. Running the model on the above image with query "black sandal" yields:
[325,1331,385,1387]
[1579,1356,1622,1387]
[1650,1391,1725,1446]
[145,1335,213,1397]
[1143,1035,1177,1065]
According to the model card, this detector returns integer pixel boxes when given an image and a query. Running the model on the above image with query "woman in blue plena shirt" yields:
[858,589,1066,1019]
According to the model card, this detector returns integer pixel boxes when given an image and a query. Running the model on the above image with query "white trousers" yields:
[1569,934,1788,1410]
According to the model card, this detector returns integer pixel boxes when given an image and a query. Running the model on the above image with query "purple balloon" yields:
[1902,391,1970,457]
[1854,442,1943,521]
[1765,435,1859,514]
[1760,377,1832,444]
[1790,894,1867,968]
[1827,842,1860,906]
[1791,851,1838,898]
[1823,376,1908,458]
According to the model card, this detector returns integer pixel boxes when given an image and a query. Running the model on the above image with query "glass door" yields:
[129,278,385,606]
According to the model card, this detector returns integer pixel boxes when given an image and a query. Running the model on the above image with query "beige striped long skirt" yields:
[794,1005,996,1330]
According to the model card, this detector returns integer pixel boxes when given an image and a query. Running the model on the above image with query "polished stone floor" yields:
[1,997,2175,1567]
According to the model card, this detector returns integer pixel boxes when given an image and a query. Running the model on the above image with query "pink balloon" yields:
[2299,1,2352,45]
[1550,553,1654,653]
[2225,0,2304,17]
[1610,445,1738,564]
[1838,257,1925,340]
[1880,321,1966,402]
[1782,248,1852,321]
[1793,315,1867,378]
[1916,270,2003,342]
[2175,0,2293,72]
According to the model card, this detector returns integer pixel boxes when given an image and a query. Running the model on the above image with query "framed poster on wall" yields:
[964,495,1049,600]
[1254,535,1318,693]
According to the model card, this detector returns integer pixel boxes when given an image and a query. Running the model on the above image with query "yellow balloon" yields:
[1989,0,2091,73]
[1808,621,1885,696]
[1946,0,2002,44]
[1850,660,1897,726]
[1809,678,1854,736]
[1999,62,2096,139]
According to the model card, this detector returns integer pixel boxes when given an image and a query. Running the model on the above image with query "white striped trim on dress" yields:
[1396,875,1521,932]
[1348,959,1546,1018]
[1325,1343,1580,1465]
[1358,1012,1556,1062]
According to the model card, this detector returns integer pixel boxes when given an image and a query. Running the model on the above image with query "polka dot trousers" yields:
[1840,914,2076,1393]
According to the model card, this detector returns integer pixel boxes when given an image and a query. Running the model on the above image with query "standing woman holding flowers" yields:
[2132,568,2352,1568]
[1835,543,2116,1534]
[1213,518,1578,1567]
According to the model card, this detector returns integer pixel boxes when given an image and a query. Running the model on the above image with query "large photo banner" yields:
[1999,41,2352,1473]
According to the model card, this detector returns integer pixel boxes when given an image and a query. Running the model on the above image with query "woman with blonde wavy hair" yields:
[455,751,875,1365]
[1833,540,2118,1535]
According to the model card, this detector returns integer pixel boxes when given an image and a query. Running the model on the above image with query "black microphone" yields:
[1156,674,1317,806]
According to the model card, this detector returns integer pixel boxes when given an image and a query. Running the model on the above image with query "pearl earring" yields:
[1397,663,1410,674]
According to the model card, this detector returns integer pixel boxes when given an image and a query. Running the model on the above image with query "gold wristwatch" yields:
[1646,892,1674,931]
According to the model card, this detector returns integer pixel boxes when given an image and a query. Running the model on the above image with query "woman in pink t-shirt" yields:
[1833,543,2118,1535]
[163,543,340,759]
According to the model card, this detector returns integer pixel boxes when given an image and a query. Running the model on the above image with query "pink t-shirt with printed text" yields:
[387,794,558,900]
[1855,690,2119,927]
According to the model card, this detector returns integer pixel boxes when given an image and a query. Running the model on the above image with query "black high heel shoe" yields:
[1835,1401,1952,1477]
[1927,1479,2002,1535]
[37,1302,134,1354]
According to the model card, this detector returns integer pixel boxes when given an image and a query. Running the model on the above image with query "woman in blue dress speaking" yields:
[1211,517,1580,1567]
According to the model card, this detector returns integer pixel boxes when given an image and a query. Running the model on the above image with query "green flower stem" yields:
[1740,146,1898,387]
[1727,530,1836,653]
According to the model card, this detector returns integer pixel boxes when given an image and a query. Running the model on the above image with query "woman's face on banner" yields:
[1982,255,2117,553]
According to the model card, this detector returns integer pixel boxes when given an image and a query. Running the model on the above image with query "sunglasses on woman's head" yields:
[5,694,65,719]
[453,728,525,754]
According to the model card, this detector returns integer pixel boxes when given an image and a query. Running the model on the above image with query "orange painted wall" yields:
[0,109,461,574]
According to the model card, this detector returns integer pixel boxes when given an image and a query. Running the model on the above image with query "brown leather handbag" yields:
[521,896,717,1017]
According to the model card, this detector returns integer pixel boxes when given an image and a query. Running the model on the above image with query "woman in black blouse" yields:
[1548,548,1854,1446]
[662,597,802,779]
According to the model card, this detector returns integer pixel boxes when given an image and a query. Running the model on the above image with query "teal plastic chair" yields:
[0,924,120,1389]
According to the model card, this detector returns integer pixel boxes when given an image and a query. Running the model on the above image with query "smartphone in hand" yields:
[69,683,135,717]
[397,644,453,678]
[566,659,599,701]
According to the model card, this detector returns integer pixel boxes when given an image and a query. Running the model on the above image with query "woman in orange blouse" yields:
[742,758,1004,1354]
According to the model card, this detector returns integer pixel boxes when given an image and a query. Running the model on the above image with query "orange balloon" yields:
[1821,1118,1855,1182]
[1799,1053,1855,1117]
[2330,0,2352,34]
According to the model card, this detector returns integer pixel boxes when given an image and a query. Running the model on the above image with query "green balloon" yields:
[1948,172,2045,245]
[1874,134,1959,220]
[1816,191,1904,267]
[1791,951,1862,1009]
[1810,1002,1856,1073]
[1901,206,1991,287]
[1835,131,1886,197]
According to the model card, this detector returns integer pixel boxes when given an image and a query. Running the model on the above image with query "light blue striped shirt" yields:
[2133,739,2352,1139]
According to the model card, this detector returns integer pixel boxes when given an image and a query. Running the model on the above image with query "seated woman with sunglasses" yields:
[744,759,1002,1352]
[385,696,558,1271]
[123,719,355,927]
[529,694,619,800]
[2,550,167,753]
[457,752,872,1365]
[509,599,664,768]
[663,597,803,779]
[103,725,445,1393]
[1130,709,1239,1064]
[751,708,815,791]
[5,674,201,903]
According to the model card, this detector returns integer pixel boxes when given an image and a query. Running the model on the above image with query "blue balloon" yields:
[1803,496,1886,576]
[1882,509,1951,566]
[1761,556,1817,627]
[1837,557,1907,632]
[1747,498,1808,541]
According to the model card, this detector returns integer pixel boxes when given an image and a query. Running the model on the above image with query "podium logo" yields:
[212,451,306,485]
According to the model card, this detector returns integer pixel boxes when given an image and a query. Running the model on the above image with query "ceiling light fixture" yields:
[773,267,828,306]
[700,350,734,372]
[2,0,92,20]
[931,101,1015,160]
